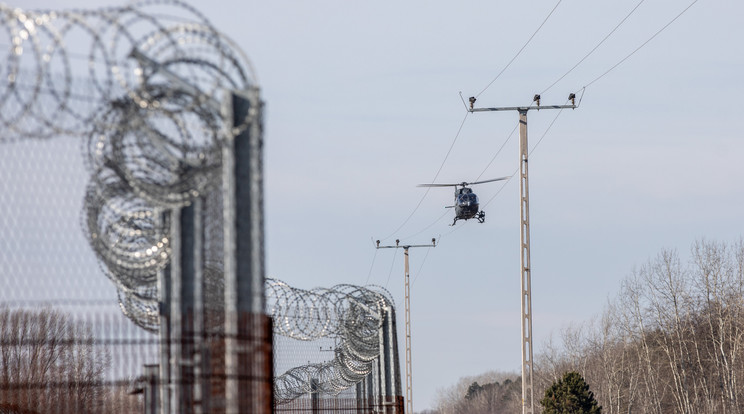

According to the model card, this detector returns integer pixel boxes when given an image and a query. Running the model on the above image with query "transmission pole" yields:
[469,94,576,414]
[375,238,436,414]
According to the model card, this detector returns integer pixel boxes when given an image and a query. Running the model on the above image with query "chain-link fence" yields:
[0,136,157,413]
[0,2,404,413]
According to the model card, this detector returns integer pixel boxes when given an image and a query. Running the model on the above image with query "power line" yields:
[437,105,562,245]
[481,174,515,210]
[383,0,699,288]
[481,102,567,210]
[475,0,563,98]
[399,103,538,240]
[468,100,577,414]
[475,123,518,182]
[528,103,568,156]
[401,102,536,239]
[541,0,647,95]
[419,104,559,283]
[401,123,516,240]
[379,111,470,241]
[400,210,449,241]
[384,248,399,290]
[411,247,432,286]
[364,243,379,285]
[579,0,700,92]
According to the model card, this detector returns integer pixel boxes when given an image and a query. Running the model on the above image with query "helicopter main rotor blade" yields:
[467,176,510,186]
[417,176,510,188]
[416,183,460,188]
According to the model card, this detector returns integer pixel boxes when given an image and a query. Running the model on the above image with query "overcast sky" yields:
[4,0,744,411]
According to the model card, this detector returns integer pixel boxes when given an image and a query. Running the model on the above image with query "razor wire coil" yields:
[0,1,256,143]
[267,279,395,404]
[0,1,254,330]
[1,1,389,405]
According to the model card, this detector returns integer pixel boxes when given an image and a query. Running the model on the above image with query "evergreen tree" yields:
[540,371,602,414]
[465,382,484,400]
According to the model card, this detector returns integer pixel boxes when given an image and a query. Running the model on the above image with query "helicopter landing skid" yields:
[450,211,486,226]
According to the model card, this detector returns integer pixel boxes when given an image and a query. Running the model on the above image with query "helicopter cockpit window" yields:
[457,193,478,205]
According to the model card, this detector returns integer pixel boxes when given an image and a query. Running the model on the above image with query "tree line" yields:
[435,239,744,414]
[0,308,140,413]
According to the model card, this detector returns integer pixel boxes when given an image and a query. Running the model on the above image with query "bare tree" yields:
[438,239,744,414]
[691,239,744,414]
[0,309,109,414]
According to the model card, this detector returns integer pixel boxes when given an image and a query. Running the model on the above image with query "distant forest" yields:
[433,239,744,414]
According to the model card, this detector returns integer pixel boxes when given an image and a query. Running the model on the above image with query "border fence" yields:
[0,2,404,413]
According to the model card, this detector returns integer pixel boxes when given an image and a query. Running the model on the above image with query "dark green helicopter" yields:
[418,177,509,226]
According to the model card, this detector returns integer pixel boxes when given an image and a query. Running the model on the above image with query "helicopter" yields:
[417,177,509,226]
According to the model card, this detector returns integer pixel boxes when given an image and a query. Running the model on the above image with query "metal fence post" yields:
[159,211,172,414]
[223,88,273,414]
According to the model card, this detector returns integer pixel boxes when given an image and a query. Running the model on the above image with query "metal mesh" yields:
[0,0,256,331]
[0,137,159,413]
[0,2,403,412]
[267,280,395,404]
[0,1,256,143]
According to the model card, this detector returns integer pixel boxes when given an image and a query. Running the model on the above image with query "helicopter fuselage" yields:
[418,176,507,226]
[452,187,483,224]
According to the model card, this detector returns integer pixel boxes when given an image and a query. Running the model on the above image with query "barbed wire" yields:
[0,1,258,330]
[1,0,256,206]
[2,2,394,405]
[267,279,395,404]
[0,0,256,142]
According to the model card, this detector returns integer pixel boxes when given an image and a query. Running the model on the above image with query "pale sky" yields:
[4,0,744,411]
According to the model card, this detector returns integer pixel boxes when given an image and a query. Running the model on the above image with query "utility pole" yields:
[375,238,436,414]
[468,94,576,414]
